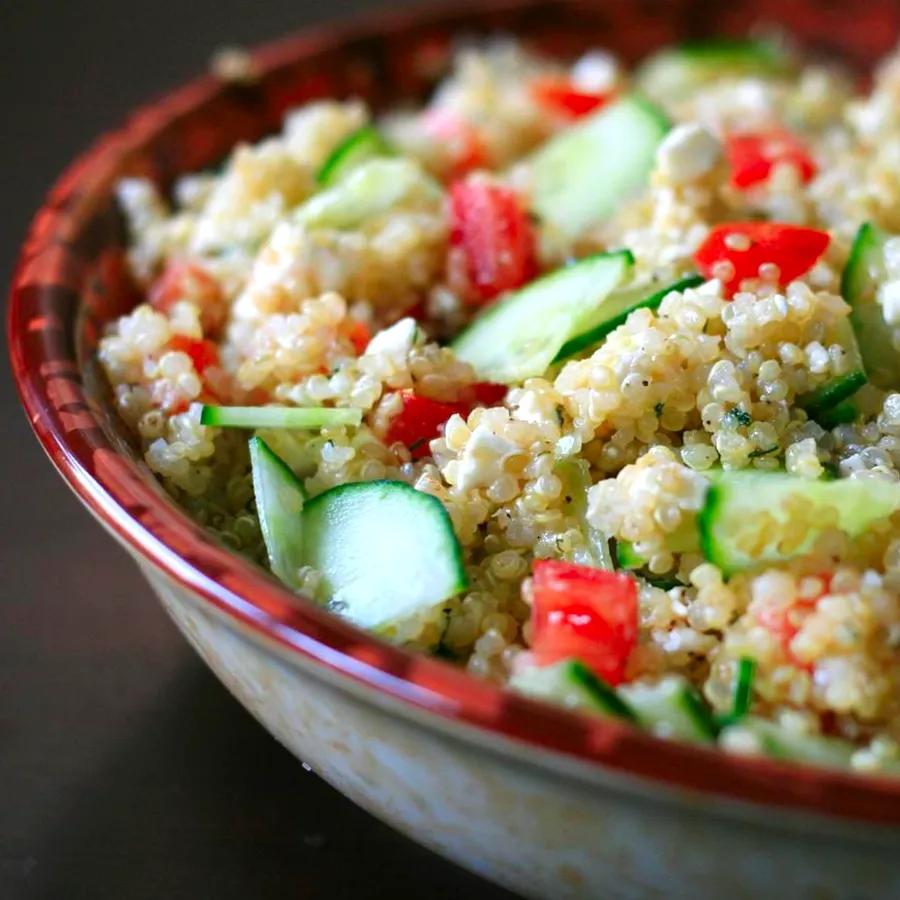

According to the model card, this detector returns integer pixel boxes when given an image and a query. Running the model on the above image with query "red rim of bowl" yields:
[9,0,900,827]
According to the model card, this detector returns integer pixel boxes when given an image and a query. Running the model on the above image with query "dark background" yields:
[0,2,514,897]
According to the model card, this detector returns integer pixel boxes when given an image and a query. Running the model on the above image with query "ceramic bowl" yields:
[10,1,900,896]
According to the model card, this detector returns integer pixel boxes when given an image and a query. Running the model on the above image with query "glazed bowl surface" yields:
[10,1,900,897]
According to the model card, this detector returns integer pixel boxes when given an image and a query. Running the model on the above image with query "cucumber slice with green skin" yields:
[842,222,900,389]
[721,716,855,769]
[615,540,645,570]
[509,659,636,720]
[528,96,670,240]
[295,158,441,230]
[249,437,306,589]
[556,458,614,569]
[698,470,900,576]
[301,480,467,634]
[317,126,393,187]
[797,318,867,418]
[554,274,704,361]
[817,399,858,429]
[452,251,633,383]
[200,405,362,429]
[636,39,790,102]
[619,676,718,742]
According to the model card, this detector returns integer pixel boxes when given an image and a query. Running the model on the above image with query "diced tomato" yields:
[530,76,611,119]
[694,222,830,296]
[406,298,429,322]
[463,381,508,406]
[385,390,468,459]
[422,109,488,179]
[449,181,537,305]
[384,382,507,458]
[726,129,817,190]
[755,574,831,668]
[531,560,638,685]
[168,335,220,373]
[149,262,226,335]
[346,319,371,355]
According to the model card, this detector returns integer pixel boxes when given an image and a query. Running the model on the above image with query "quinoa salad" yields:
[101,36,900,774]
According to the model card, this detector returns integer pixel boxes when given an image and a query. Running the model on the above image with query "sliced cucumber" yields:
[509,659,636,720]
[295,158,441,230]
[797,318,866,418]
[556,458,614,569]
[528,96,669,240]
[554,274,703,361]
[615,540,645,570]
[301,480,467,634]
[843,222,900,389]
[317,126,393,187]
[620,676,717,742]
[451,251,633,383]
[201,405,362,429]
[721,716,855,769]
[817,399,858,429]
[636,39,790,102]
[249,437,306,588]
[698,470,900,576]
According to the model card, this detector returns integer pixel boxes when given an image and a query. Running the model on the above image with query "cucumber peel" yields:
[510,659,636,720]
[452,251,633,383]
[317,126,393,186]
[528,95,670,239]
[554,274,704,361]
[301,480,467,635]
[843,222,900,388]
[620,676,718,742]
[797,317,867,418]
[698,470,900,576]
[637,39,791,102]
[201,405,362,429]
[296,158,441,230]
[722,716,855,769]
[249,437,306,589]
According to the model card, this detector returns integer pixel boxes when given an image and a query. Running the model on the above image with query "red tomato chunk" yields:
[449,181,537,304]
[726,129,817,189]
[346,319,371,355]
[386,383,507,459]
[530,76,611,119]
[531,560,638,685]
[694,222,830,296]
[168,335,220,373]
[149,262,226,334]
[422,110,488,179]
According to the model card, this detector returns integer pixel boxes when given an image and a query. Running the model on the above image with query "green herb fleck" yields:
[748,445,778,459]
[725,407,752,428]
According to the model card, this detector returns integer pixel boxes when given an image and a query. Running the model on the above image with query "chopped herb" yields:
[717,656,756,728]
[654,401,665,417]
[748,445,778,458]
[725,407,752,428]
[645,575,681,590]
[732,657,756,718]
[820,460,840,480]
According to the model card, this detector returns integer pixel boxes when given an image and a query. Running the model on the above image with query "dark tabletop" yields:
[0,2,515,897]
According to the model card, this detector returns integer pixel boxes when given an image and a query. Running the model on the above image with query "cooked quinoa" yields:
[101,36,900,773]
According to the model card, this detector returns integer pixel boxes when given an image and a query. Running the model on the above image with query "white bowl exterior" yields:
[132,554,900,900]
